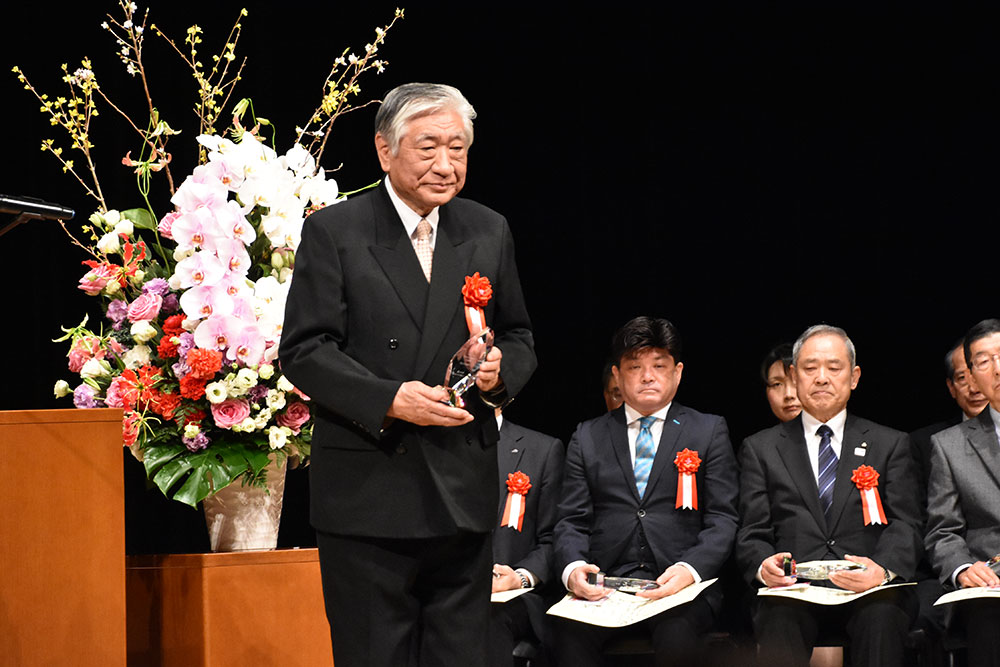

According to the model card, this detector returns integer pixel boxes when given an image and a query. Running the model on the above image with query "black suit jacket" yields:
[279,182,536,538]
[493,419,564,641]
[737,413,923,585]
[554,403,739,597]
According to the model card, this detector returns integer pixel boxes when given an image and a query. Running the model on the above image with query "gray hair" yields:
[375,83,476,155]
[792,324,857,368]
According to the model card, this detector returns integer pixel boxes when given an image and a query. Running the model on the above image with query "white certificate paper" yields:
[934,587,1000,606]
[545,578,717,627]
[757,581,915,606]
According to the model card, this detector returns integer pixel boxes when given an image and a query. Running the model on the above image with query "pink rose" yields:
[276,400,311,434]
[78,263,116,296]
[211,398,251,429]
[127,293,163,323]
[68,336,104,373]
[104,375,128,409]
[158,211,180,240]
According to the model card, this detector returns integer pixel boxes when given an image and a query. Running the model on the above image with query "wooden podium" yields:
[126,548,334,666]
[0,408,126,667]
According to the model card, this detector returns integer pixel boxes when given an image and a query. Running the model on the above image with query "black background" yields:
[2,2,996,550]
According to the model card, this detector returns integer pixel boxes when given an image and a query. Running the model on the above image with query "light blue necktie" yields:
[634,415,657,498]
[817,424,837,523]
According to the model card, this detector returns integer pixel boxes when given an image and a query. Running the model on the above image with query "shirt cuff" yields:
[675,561,701,584]
[515,567,536,588]
[952,563,973,587]
[562,560,588,590]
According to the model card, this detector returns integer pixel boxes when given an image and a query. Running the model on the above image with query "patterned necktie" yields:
[634,415,657,499]
[817,424,837,522]
[413,218,433,282]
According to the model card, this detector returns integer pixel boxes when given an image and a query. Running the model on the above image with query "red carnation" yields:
[157,335,179,359]
[162,314,186,336]
[179,374,208,400]
[186,348,223,380]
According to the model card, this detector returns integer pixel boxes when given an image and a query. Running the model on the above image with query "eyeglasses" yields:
[971,352,1000,373]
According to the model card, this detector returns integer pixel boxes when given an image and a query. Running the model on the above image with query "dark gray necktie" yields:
[817,424,837,521]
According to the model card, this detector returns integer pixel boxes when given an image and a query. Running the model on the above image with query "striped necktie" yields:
[817,424,837,523]
[634,415,657,498]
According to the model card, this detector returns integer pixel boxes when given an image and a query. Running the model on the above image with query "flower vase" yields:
[202,455,287,552]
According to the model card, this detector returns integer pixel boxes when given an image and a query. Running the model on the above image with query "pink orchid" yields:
[179,285,234,321]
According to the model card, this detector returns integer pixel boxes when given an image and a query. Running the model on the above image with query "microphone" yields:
[0,194,75,237]
[0,194,75,220]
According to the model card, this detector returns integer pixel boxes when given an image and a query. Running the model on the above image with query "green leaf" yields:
[122,207,157,230]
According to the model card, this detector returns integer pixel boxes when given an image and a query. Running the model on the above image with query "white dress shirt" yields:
[384,175,440,251]
[800,408,847,485]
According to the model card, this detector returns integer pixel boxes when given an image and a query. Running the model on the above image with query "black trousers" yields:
[552,594,715,667]
[752,586,918,667]
[953,598,1000,667]
[316,530,492,667]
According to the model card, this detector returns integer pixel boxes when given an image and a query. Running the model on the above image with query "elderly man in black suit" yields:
[737,324,923,667]
[489,410,564,667]
[926,318,1000,667]
[280,82,536,666]
[552,316,739,666]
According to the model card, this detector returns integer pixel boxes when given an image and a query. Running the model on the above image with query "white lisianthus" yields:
[130,320,157,343]
[254,408,273,430]
[236,367,258,388]
[122,344,152,369]
[131,269,146,285]
[183,423,201,439]
[276,375,294,392]
[278,267,294,283]
[97,232,121,255]
[205,381,228,404]
[173,247,194,262]
[103,209,121,229]
[268,425,292,450]
[266,389,286,411]
[104,280,121,296]
[113,219,134,236]
[53,380,72,398]
[237,417,257,432]
[80,358,112,379]
[258,363,275,380]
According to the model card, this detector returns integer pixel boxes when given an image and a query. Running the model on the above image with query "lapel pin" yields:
[854,442,868,457]
[510,448,518,454]
[672,419,680,425]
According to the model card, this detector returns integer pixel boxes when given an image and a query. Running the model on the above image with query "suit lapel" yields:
[643,403,684,499]
[368,185,429,329]
[607,408,640,502]
[777,416,828,530]
[966,410,1000,490]
[413,208,476,382]
[828,414,868,532]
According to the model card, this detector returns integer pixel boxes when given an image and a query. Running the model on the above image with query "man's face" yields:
[612,347,683,416]
[375,110,468,216]
[967,332,1000,411]
[791,333,860,423]
[765,360,802,423]
[603,374,624,412]
[946,346,989,419]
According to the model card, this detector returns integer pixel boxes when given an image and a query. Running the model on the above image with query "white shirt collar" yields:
[384,176,439,241]
[801,407,847,442]
[624,402,672,426]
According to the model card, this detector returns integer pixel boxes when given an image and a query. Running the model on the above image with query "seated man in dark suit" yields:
[737,324,923,667]
[926,318,1000,667]
[490,409,564,667]
[552,316,739,667]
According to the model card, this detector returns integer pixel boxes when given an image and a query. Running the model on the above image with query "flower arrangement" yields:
[16,2,404,506]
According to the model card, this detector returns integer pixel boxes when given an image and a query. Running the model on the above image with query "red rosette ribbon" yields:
[851,465,888,525]
[501,471,531,531]
[462,272,492,335]
[674,448,701,510]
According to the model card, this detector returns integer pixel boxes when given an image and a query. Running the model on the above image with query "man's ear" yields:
[374,133,392,173]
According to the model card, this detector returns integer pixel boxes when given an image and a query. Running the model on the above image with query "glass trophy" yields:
[444,327,494,407]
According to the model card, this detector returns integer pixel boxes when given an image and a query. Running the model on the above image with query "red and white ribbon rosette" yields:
[674,448,701,510]
[461,272,492,335]
[501,471,531,531]
[851,464,887,525]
